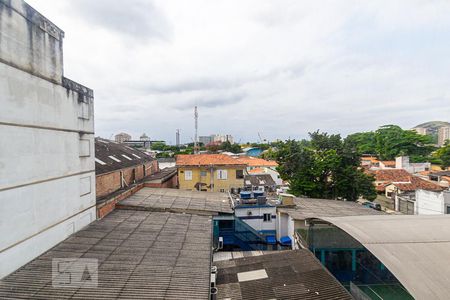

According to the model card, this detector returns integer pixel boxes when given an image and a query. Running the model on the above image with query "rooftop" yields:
[117,187,233,215]
[176,154,247,166]
[369,168,412,182]
[95,138,154,175]
[234,156,278,167]
[380,160,396,167]
[0,209,212,299]
[390,176,446,192]
[321,214,450,300]
[214,250,352,300]
[145,167,177,182]
[278,197,385,220]
[244,174,276,187]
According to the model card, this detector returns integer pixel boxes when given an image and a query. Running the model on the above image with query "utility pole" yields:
[194,106,199,154]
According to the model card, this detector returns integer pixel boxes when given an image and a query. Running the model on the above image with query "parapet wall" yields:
[0,0,64,83]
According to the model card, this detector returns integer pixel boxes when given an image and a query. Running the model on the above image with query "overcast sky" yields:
[28,0,450,144]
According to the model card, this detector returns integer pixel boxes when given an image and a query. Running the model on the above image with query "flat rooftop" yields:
[118,188,233,215]
[278,197,385,220]
[214,250,352,300]
[0,209,212,299]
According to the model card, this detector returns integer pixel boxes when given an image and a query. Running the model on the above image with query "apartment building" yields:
[438,126,450,146]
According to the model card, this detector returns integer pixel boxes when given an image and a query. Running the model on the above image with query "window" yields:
[263,213,272,222]
[185,170,193,181]
[220,189,225,193]
[200,170,207,177]
[217,169,228,180]
[447,206,450,214]
[236,170,244,179]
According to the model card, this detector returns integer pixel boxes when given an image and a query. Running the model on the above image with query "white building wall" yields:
[235,206,276,232]
[415,189,445,215]
[0,1,95,278]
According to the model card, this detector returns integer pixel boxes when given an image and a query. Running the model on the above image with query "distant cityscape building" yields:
[199,134,234,145]
[176,129,180,146]
[414,127,428,135]
[438,126,450,146]
[115,132,131,143]
[0,1,95,278]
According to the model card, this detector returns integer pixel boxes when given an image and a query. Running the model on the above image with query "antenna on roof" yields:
[194,106,199,154]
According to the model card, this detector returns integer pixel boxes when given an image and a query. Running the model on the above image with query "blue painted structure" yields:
[244,147,263,157]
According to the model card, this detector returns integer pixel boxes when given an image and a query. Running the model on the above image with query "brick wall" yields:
[96,161,157,199]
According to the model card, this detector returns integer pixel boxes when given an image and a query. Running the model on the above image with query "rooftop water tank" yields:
[253,191,264,199]
[240,191,252,199]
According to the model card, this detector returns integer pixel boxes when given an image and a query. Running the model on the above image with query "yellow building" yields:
[176,154,246,192]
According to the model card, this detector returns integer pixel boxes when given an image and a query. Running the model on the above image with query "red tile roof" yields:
[370,169,412,182]
[391,176,446,192]
[234,156,278,167]
[380,160,396,167]
[176,154,247,166]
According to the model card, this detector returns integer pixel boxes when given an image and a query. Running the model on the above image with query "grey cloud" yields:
[71,0,171,41]
[176,93,246,110]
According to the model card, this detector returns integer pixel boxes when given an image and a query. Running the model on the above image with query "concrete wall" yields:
[96,161,155,199]
[0,0,64,83]
[0,0,95,278]
[415,190,450,215]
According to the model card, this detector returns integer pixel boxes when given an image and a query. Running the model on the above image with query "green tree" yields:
[275,132,376,201]
[348,125,435,161]
[220,141,242,153]
[435,142,450,169]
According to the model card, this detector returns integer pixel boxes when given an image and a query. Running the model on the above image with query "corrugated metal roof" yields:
[0,210,212,299]
[117,187,233,215]
[321,214,450,300]
[214,250,352,300]
[95,138,154,175]
[278,197,385,220]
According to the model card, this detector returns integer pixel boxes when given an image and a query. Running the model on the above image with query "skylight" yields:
[122,154,133,160]
[95,158,106,165]
[109,155,121,162]
[132,154,141,159]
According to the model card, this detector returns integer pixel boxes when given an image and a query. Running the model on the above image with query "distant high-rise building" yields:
[176,129,180,146]
[199,135,213,145]
[199,134,234,145]
[115,132,131,143]
[438,127,450,146]
[414,127,428,135]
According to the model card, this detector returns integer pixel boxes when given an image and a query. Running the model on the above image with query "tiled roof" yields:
[234,156,278,167]
[244,174,276,187]
[95,138,154,175]
[214,250,352,300]
[248,167,265,174]
[361,156,379,163]
[391,176,446,192]
[380,160,396,167]
[176,154,246,166]
[117,187,233,215]
[278,197,385,220]
[370,169,412,182]
[0,210,212,299]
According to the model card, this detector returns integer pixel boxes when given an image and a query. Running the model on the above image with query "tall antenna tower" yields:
[194,106,199,154]
[176,129,180,146]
